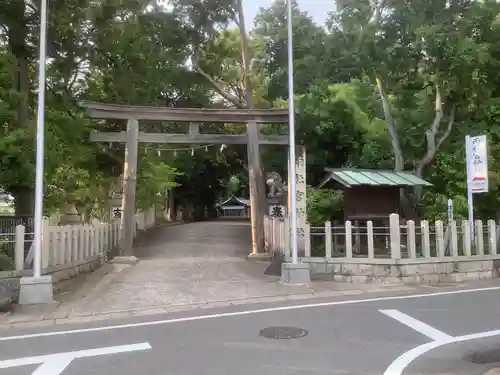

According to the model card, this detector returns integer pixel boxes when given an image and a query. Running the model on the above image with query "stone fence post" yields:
[389,213,401,259]
[15,225,25,272]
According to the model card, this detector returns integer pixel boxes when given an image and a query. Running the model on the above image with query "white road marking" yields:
[380,309,453,341]
[0,285,499,342]
[383,328,500,375]
[31,358,73,375]
[0,342,151,375]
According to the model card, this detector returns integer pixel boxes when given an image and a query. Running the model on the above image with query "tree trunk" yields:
[236,0,267,252]
[375,75,404,172]
[9,1,34,217]
[17,55,30,128]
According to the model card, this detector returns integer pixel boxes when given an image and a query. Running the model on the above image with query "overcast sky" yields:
[244,0,334,28]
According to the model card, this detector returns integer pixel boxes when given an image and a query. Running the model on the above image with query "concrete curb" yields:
[0,284,415,329]
[153,221,186,229]
[483,369,500,375]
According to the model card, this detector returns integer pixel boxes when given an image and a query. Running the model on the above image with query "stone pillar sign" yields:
[108,174,124,220]
[288,146,307,254]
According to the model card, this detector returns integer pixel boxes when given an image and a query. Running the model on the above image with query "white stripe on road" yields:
[380,309,453,341]
[383,328,500,375]
[31,358,73,375]
[0,342,151,375]
[0,285,499,341]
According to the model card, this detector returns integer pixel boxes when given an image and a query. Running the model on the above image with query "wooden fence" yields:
[2,206,156,272]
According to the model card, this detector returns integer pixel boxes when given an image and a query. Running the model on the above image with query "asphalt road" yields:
[1,284,500,375]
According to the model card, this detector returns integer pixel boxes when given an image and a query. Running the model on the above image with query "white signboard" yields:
[466,135,488,193]
[0,342,150,375]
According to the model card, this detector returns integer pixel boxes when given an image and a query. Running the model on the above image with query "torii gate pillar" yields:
[120,119,139,257]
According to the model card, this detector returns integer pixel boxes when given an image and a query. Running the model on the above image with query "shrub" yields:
[0,239,13,271]
[307,187,344,226]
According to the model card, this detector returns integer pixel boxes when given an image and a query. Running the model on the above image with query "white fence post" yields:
[463,220,472,256]
[367,220,374,259]
[86,225,92,259]
[59,228,66,264]
[97,225,102,256]
[488,219,497,255]
[345,220,352,259]
[15,225,25,272]
[94,225,99,257]
[87,225,93,258]
[475,220,484,256]
[421,220,430,258]
[65,226,72,263]
[325,221,332,259]
[78,226,84,260]
[304,222,311,258]
[389,213,401,259]
[435,220,445,258]
[407,220,416,259]
[450,220,458,257]
[71,226,78,262]
[100,225,105,257]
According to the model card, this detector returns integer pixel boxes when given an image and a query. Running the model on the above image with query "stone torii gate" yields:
[80,102,289,257]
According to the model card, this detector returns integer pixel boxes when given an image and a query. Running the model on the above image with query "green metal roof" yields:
[320,168,432,188]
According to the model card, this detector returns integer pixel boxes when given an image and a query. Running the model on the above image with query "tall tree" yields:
[253,0,327,103]
[329,0,499,179]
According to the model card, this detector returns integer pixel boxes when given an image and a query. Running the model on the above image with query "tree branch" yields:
[436,104,455,150]
[375,75,404,171]
[430,80,443,135]
[416,96,456,177]
[368,0,386,25]
[192,49,244,108]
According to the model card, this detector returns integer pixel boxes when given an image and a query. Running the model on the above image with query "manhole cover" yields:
[259,326,308,340]
[467,349,500,364]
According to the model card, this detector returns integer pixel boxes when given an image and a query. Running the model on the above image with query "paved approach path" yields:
[58,220,407,318]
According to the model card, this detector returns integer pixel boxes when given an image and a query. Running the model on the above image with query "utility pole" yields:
[287,0,298,264]
[18,0,54,304]
[280,0,311,284]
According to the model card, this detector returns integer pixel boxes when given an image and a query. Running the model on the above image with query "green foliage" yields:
[227,175,241,195]
[0,240,13,271]
[136,162,180,209]
[306,188,344,227]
